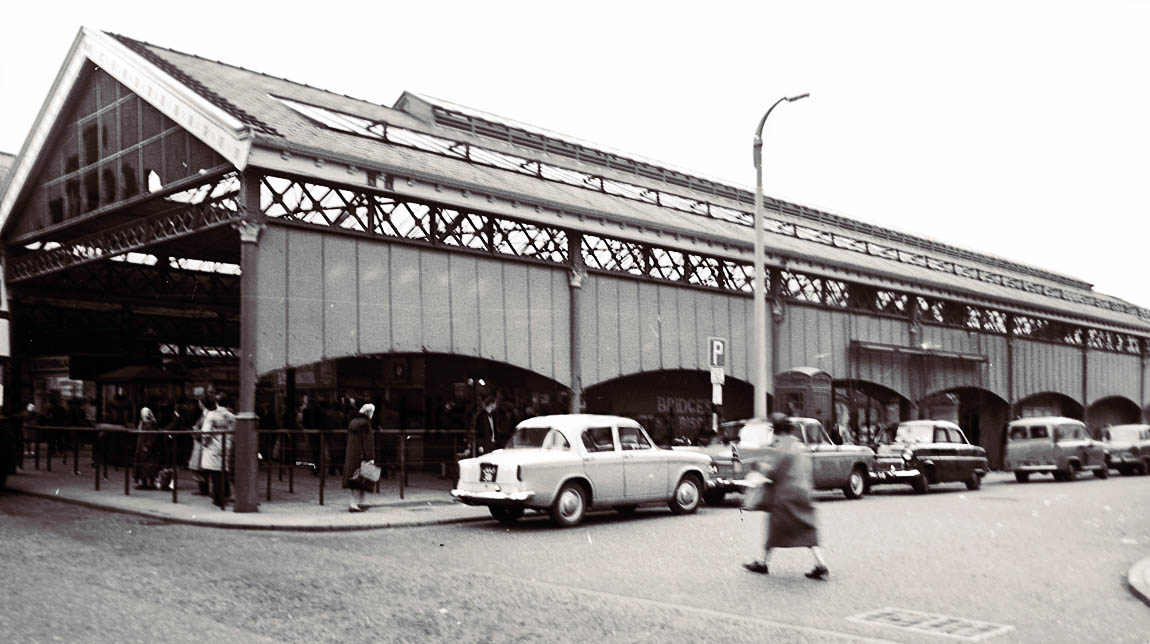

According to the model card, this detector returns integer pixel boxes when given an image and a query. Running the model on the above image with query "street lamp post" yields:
[752,93,809,418]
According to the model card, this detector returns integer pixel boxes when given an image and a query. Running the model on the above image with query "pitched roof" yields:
[2,28,1147,334]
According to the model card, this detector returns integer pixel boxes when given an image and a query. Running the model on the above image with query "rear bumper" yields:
[450,489,535,506]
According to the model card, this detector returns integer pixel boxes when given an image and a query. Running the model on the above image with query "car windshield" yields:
[506,427,570,450]
[887,424,932,444]
[1106,426,1142,442]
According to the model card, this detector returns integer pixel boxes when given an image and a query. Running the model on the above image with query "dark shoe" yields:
[742,560,769,574]
[805,565,829,580]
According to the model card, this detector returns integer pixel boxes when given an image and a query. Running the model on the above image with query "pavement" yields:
[5,452,1150,609]
[2,449,491,531]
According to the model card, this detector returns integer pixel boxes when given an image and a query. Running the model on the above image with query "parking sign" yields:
[707,337,727,368]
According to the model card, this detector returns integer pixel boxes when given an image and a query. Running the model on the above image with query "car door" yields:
[932,425,959,481]
[619,425,668,500]
[579,426,625,505]
[801,421,836,489]
[949,427,978,480]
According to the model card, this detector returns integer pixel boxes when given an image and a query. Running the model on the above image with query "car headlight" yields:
[707,463,718,475]
[901,449,913,462]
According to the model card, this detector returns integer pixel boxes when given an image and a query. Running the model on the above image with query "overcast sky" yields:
[2,1,1147,308]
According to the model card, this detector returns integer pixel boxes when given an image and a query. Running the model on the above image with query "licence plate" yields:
[480,463,497,482]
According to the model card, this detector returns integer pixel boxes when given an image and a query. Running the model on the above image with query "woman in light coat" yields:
[743,413,829,579]
[199,394,235,508]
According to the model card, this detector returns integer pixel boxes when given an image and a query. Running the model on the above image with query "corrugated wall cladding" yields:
[774,309,1010,401]
[580,275,751,386]
[1012,339,1084,401]
[1086,351,1142,405]
[255,225,571,384]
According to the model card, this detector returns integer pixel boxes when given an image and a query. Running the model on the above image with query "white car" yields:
[1103,424,1150,476]
[451,414,717,527]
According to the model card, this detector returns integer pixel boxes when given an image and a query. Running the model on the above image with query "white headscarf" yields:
[359,403,376,419]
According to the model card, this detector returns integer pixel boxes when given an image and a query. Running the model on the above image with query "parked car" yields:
[684,416,873,504]
[1102,424,1150,476]
[451,414,718,527]
[869,420,989,493]
[1004,417,1109,482]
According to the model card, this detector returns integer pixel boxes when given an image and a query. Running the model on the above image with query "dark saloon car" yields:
[870,420,989,493]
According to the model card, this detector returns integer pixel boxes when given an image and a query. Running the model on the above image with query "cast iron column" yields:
[233,173,265,513]
[568,232,585,413]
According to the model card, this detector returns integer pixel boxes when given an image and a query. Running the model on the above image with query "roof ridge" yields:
[107,31,282,137]
[104,31,394,119]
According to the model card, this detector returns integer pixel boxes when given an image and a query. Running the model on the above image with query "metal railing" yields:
[14,424,471,508]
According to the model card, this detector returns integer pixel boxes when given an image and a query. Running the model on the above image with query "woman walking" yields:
[743,413,829,580]
[343,403,376,512]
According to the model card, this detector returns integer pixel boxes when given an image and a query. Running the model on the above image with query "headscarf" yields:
[140,407,156,424]
[359,403,376,419]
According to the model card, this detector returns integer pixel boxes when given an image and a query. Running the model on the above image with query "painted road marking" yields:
[848,607,1013,642]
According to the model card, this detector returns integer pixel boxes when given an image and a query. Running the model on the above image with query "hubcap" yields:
[559,489,582,519]
[677,481,698,507]
[850,473,864,495]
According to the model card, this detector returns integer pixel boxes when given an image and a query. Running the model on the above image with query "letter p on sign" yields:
[707,337,727,369]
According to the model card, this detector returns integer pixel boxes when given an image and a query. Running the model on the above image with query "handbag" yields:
[741,470,775,512]
[355,460,382,483]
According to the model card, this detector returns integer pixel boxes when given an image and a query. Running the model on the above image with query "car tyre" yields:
[1093,464,1109,479]
[965,470,982,490]
[668,475,702,514]
[1014,471,1029,483]
[843,467,866,499]
[702,489,726,506]
[1142,458,1150,476]
[1118,465,1132,476]
[490,506,524,524]
[910,470,929,494]
[1061,462,1077,482]
[549,482,587,528]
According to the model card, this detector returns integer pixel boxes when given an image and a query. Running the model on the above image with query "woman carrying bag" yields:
[742,413,830,580]
[343,403,378,512]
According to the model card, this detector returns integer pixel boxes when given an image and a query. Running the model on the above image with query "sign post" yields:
[707,337,727,435]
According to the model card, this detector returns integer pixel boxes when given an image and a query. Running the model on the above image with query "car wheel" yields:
[1118,465,1131,476]
[910,470,929,494]
[1014,471,1029,483]
[614,505,638,515]
[668,475,702,514]
[702,489,726,506]
[1142,458,1150,476]
[965,470,982,490]
[490,506,524,524]
[843,467,866,499]
[1093,464,1109,479]
[1060,462,1077,482]
[549,482,587,528]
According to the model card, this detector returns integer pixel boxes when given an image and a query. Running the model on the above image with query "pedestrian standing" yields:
[187,398,211,495]
[200,393,236,509]
[474,397,499,454]
[343,403,376,512]
[743,413,829,580]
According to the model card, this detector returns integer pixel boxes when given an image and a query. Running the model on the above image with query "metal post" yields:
[72,430,79,475]
[233,173,265,513]
[752,94,808,418]
[399,431,406,500]
[319,430,326,506]
[568,232,585,413]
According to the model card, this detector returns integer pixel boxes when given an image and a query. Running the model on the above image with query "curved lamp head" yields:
[786,93,810,102]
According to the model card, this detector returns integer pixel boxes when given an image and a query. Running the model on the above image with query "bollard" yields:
[73,430,80,476]
[399,432,406,500]
[319,431,326,506]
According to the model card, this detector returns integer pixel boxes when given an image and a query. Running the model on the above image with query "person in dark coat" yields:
[743,413,829,580]
[473,397,500,455]
[342,403,376,512]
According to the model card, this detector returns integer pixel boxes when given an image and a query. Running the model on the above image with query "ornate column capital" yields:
[234,219,266,244]
[569,265,587,289]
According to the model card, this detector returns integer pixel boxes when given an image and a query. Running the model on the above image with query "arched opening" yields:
[584,370,754,445]
[1016,392,1084,421]
[922,387,1011,468]
[831,379,910,446]
[259,353,569,473]
[1086,396,1142,437]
